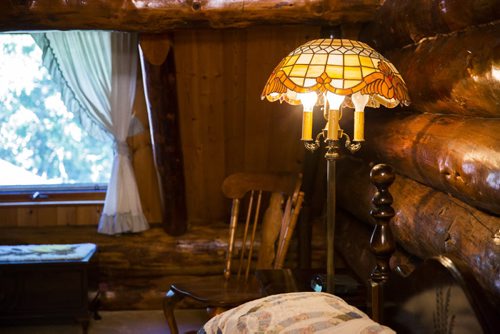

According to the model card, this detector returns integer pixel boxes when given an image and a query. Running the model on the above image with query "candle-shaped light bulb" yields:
[286,89,298,101]
[351,92,369,141]
[326,92,345,141]
[298,92,318,141]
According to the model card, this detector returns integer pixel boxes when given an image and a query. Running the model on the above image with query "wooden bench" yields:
[0,243,97,333]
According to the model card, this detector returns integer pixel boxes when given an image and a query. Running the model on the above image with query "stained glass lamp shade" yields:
[261,39,410,147]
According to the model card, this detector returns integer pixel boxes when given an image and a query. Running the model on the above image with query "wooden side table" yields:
[0,243,97,333]
[256,268,367,311]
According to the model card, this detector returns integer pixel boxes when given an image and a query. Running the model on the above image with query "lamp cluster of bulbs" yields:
[298,91,370,156]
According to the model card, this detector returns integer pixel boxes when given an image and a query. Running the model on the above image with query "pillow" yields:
[200,292,395,333]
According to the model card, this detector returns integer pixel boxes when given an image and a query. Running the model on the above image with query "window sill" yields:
[0,190,106,207]
[0,200,104,207]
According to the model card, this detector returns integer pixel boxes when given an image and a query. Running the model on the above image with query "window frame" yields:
[0,33,113,200]
[0,184,106,207]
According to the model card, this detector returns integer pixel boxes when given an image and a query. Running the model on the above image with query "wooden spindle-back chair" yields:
[163,172,304,334]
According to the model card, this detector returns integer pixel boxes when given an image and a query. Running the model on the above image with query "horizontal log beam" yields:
[385,22,500,118]
[361,0,500,50]
[361,112,500,215]
[336,159,500,303]
[0,0,380,32]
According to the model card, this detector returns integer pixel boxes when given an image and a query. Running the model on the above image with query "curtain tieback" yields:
[115,141,130,156]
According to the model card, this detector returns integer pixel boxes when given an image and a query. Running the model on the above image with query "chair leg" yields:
[163,289,184,334]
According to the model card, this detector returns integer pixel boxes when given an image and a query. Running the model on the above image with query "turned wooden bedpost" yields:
[369,163,396,323]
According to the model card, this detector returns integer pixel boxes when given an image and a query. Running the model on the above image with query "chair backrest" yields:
[221,172,304,282]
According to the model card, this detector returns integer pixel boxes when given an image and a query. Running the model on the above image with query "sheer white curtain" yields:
[33,31,149,235]
[100,32,149,234]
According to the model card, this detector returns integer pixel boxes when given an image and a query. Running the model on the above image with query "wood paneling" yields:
[0,207,17,226]
[56,206,77,226]
[222,30,246,175]
[17,207,36,227]
[174,26,318,224]
[0,205,104,227]
[174,29,224,224]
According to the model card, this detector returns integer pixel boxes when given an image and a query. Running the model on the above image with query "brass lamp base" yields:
[303,136,362,294]
[304,130,362,159]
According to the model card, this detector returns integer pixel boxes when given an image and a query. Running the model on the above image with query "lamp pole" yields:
[325,140,341,294]
[326,158,336,293]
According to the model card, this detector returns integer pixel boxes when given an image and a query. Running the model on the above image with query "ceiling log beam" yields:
[0,0,380,32]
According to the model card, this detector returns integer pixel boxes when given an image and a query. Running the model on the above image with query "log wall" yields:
[140,34,188,235]
[360,0,500,50]
[333,0,500,305]
[384,22,500,118]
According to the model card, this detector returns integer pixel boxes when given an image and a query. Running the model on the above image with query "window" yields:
[0,33,113,196]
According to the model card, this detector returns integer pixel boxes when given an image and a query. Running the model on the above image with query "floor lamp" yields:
[261,39,410,293]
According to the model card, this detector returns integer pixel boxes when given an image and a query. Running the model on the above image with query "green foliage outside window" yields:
[0,34,112,186]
